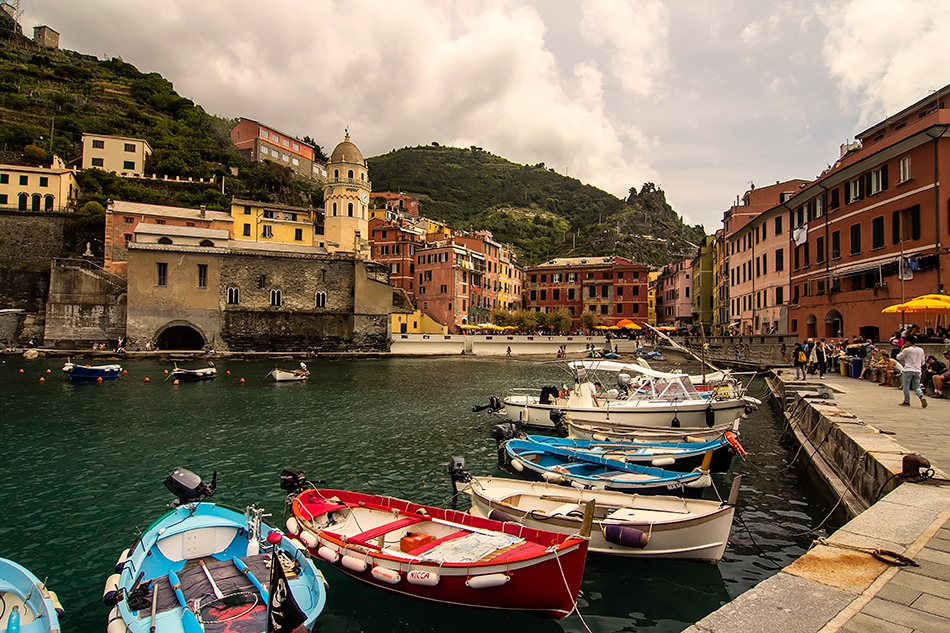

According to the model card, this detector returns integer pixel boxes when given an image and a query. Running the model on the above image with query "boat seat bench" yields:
[347,516,425,546]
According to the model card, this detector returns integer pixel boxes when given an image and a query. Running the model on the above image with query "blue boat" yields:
[62,360,122,381]
[521,433,742,473]
[0,557,63,633]
[503,438,713,496]
[104,468,327,633]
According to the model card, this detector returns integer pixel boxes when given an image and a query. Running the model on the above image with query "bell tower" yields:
[323,130,371,255]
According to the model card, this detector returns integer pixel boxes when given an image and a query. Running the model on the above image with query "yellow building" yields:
[324,132,371,256]
[0,156,79,212]
[647,271,661,326]
[230,198,321,249]
[82,133,152,177]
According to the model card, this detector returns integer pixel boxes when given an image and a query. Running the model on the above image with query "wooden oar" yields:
[199,560,224,599]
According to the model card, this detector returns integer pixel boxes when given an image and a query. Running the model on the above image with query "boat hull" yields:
[0,557,62,633]
[66,364,122,380]
[523,434,735,473]
[269,369,309,382]
[502,395,748,430]
[467,477,736,562]
[291,489,588,619]
[170,368,216,381]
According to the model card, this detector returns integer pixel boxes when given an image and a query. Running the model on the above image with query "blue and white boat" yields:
[104,468,327,633]
[62,359,122,381]
[0,557,63,633]
[520,432,743,473]
[503,438,713,497]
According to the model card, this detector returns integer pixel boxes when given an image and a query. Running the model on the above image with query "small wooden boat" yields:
[282,469,591,619]
[503,438,713,496]
[62,358,122,380]
[462,475,740,562]
[519,432,743,473]
[268,362,310,382]
[0,557,64,633]
[169,362,217,382]
[104,468,326,633]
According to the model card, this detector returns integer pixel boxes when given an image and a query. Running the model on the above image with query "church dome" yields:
[329,131,364,165]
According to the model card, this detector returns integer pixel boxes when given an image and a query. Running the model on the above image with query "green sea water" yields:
[0,356,842,632]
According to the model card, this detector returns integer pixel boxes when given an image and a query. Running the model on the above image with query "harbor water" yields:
[0,356,844,632]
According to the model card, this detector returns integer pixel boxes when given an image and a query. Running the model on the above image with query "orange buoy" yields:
[144,377,150,383]
[163,369,168,375]
[173,379,179,385]
[46,369,51,374]
[18,368,24,374]
[239,378,245,384]
[226,370,231,376]
[122,370,128,375]
[97,377,103,383]
[39,377,45,383]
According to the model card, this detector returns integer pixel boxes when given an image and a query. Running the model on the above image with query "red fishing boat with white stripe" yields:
[281,468,591,620]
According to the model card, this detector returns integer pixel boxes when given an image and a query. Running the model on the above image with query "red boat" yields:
[286,486,591,619]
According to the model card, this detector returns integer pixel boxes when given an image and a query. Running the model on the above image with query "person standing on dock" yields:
[793,342,808,380]
[896,337,927,408]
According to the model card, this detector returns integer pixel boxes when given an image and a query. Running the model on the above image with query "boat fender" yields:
[509,457,524,473]
[50,590,64,617]
[299,529,320,550]
[541,471,566,484]
[406,570,440,586]
[102,572,121,607]
[371,566,402,584]
[705,405,715,427]
[317,546,339,563]
[107,605,124,633]
[603,525,650,548]
[651,456,676,467]
[285,516,300,536]
[114,547,130,573]
[341,554,368,573]
[724,431,747,459]
[7,606,19,633]
[487,508,519,524]
[466,573,510,589]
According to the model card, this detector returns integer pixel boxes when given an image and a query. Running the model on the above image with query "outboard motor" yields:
[549,409,569,437]
[617,373,631,396]
[447,456,472,508]
[164,467,216,507]
[491,422,521,466]
[280,467,309,495]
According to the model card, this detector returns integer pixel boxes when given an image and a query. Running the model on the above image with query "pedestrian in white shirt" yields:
[896,337,927,408]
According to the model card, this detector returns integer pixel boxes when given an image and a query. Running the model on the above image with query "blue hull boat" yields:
[104,468,326,633]
[0,557,63,633]
[503,438,712,497]
[62,360,122,381]
[521,433,742,473]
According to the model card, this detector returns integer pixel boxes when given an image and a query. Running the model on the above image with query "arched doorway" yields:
[824,309,843,339]
[806,314,818,339]
[155,323,206,350]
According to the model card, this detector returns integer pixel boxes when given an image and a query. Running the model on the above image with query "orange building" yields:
[230,118,326,181]
[787,85,950,342]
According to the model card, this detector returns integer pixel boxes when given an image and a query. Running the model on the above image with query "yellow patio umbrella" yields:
[594,325,609,330]
[625,323,643,330]
[881,298,950,314]
[911,294,950,304]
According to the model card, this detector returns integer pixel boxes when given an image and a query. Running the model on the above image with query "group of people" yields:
[792,332,950,409]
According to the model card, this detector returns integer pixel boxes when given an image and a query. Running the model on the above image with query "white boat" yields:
[500,361,758,431]
[462,475,739,562]
[269,362,310,382]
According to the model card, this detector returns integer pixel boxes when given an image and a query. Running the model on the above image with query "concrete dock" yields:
[685,370,950,633]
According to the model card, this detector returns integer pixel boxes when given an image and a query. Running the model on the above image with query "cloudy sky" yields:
[19,0,950,230]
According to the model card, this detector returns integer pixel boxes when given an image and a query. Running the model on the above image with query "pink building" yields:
[658,258,693,325]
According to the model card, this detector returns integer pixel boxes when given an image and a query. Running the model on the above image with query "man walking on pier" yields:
[897,337,927,408]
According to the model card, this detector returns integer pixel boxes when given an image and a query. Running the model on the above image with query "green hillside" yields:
[369,145,706,265]
[0,18,704,266]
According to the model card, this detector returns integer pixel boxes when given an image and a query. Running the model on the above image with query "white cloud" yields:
[579,0,671,97]
[819,0,950,125]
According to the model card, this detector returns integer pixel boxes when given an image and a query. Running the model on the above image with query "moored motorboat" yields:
[281,468,591,620]
[459,474,740,562]
[0,557,64,633]
[62,358,122,380]
[104,468,326,633]
[169,362,216,382]
[502,437,713,496]
[567,417,739,442]
[498,362,758,431]
[268,362,310,382]
[518,432,743,473]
